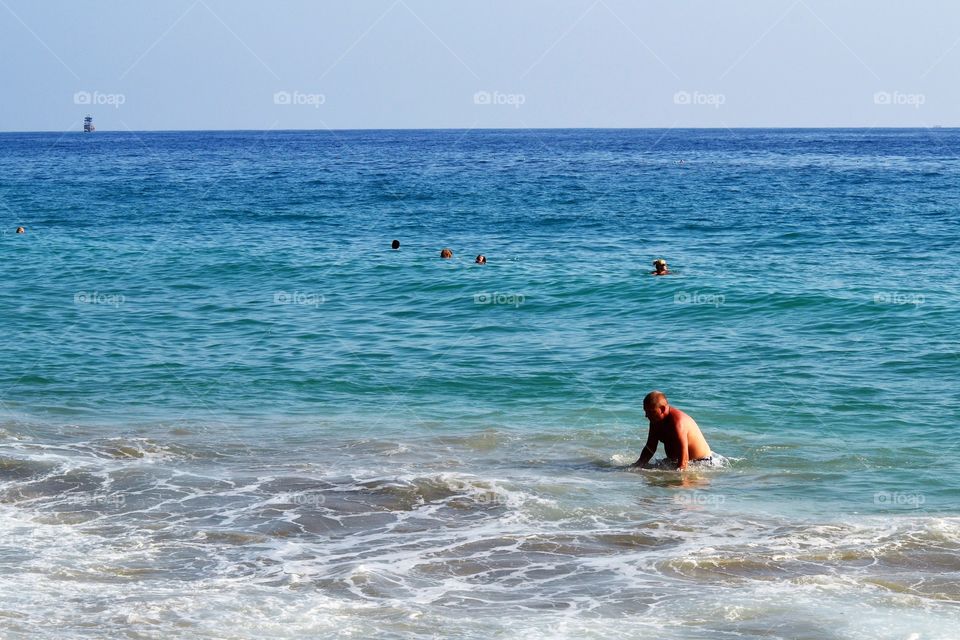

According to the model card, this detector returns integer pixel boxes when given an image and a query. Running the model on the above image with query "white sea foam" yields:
[1,426,959,639]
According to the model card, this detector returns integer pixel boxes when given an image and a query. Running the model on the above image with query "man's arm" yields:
[630,428,658,468]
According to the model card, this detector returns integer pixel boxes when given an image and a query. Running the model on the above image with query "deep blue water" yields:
[0,129,958,639]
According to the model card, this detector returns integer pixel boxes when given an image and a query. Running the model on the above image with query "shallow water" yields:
[0,129,958,639]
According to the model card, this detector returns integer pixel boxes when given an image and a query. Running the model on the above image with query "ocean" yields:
[0,128,958,639]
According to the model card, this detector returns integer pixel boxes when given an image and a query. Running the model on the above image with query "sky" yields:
[1,0,958,131]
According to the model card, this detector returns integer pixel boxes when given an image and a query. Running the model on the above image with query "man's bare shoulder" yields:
[671,407,698,427]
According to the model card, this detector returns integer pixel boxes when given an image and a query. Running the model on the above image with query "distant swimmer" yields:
[440,248,453,259]
[475,254,486,265]
[16,226,25,234]
[630,391,713,471]
[391,239,400,249]
[651,259,670,276]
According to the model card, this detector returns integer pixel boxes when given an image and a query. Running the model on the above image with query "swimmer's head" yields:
[16,226,25,234]
[391,239,400,250]
[643,390,669,421]
[652,259,668,273]
[440,248,453,259]
[475,255,486,265]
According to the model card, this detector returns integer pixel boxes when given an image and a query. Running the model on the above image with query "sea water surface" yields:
[0,129,958,639]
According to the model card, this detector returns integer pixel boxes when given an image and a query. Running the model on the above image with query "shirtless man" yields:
[630,391,712,471]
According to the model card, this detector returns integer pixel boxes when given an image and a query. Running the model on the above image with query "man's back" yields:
[660,407,712,461]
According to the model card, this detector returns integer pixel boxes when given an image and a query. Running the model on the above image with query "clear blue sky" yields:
[1,0,957,131]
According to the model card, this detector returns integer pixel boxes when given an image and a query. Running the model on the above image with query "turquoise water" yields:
[1,129,958,639]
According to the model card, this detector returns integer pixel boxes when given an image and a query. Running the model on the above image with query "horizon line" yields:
[0,125,955,134]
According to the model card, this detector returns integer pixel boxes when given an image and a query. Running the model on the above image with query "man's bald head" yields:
[643,391,670,423]
[643,391,667,408]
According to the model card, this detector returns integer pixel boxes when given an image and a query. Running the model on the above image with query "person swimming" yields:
[16,226,25,234]
[440,248,453,259]
[391,239,400,249]
[651,259,670,275]
[630,391,713,471]
[475,255,486,264]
